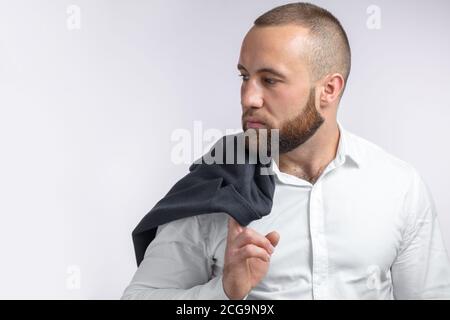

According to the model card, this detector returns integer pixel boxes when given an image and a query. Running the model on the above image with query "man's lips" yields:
[246,121,266,129]
[244,117,266,129]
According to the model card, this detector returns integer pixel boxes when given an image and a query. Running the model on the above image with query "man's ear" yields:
[319,73,345,106]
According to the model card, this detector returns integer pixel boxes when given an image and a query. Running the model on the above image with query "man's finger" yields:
[237,244,271,262]
[265,231,280,248]
[234,228,275,254]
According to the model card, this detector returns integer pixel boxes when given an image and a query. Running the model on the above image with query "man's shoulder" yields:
[346,130,419,182]
[346,130,435,216]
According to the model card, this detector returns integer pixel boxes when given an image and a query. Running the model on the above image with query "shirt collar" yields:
[336,120,362,168]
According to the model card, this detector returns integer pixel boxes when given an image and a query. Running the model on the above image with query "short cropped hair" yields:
[254,2,351,94]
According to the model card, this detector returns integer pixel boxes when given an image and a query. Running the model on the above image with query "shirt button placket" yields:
[309,182,328,299]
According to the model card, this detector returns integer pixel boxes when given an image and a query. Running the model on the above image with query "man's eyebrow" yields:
[237,64,287,79]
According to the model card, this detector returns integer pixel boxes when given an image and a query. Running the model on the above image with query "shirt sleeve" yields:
[391,168,450,299]
[121,215,231,300]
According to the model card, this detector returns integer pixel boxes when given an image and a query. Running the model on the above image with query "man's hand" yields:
[222,217,280,300]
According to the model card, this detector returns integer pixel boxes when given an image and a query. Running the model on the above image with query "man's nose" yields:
[241,81,264,109]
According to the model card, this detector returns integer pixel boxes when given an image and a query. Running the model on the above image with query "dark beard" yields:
[277,87,325,154]
[242,87,325,156]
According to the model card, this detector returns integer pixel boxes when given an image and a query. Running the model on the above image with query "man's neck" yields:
[276,120,340,184]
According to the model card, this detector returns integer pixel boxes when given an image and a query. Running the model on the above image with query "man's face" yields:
[239,25,325,154]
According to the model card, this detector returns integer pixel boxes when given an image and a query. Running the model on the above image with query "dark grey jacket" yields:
[132,133,275,266]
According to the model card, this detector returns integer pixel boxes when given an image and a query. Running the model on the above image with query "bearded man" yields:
[122,2,450,300]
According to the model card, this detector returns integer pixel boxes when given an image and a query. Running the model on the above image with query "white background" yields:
[0,0,449,299]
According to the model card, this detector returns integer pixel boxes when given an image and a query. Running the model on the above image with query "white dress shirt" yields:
[122,121,450,300]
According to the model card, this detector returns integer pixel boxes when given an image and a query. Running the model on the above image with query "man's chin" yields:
[242,128,274,156]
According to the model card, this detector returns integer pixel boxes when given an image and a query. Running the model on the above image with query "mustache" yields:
[242,113,268,124]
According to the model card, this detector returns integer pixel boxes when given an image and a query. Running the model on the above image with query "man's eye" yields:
[238,74,249,81]
[264,78,278,85]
